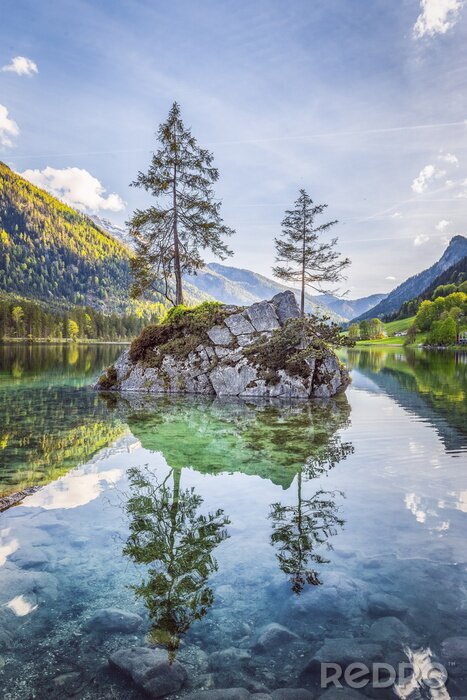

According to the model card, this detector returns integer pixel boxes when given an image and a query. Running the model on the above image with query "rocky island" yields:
[97,292,349,399]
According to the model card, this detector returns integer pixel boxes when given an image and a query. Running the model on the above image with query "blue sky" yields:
[1,0,466,297]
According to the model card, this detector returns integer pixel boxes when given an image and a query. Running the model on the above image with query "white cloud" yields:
[414,234,430,246]
[1,56,38,76]
[436,219,451,231]
[0,104,19,147]
[412,164,435,193]
[391,212,402,218]
[385,275,397,281]
[411,164,446,193]
[20,166,126,213]
[413,0,464,38]
[439,152,459,165]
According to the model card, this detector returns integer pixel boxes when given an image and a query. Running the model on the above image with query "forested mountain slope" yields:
[0,163,211,313]
[352,235,467,322]
[0,162,132,310]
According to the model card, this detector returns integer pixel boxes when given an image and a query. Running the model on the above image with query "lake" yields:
[0,344,466,699]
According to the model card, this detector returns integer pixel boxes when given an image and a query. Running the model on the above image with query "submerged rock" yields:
[85,608,143,633]
[369,616,412,647]
[254,623,300,652]
[96,292,350,399]
[271,690,313,699]
[318,689,366,699]
[110,646,187,697]
[186,690,251,700]
[367,593,408,619]
[440,636,467,676]
[301,637,383,678]
[208,647,252,671]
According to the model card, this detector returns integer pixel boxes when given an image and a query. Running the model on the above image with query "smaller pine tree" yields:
[273,189,350,316]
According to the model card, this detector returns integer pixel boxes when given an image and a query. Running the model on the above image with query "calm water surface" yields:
[0,344,466,698]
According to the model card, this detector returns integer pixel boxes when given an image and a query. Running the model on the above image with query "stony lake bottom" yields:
[0,344,466,699]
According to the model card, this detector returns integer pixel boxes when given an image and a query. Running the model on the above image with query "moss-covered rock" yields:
[96,292,350,399]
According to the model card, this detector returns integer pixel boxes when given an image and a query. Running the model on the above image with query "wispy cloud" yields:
[385,275,397,281]
[414,234,430,246]
[439,152,459,165]
[1,56,38,76]
[20,166,126,213]
[412,165,436,193]
[413,0,464,38]
[436,219,451,230]
[0,104,19,147]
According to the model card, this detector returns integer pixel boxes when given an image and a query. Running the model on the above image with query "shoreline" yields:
[0,338,130,345]
[0,486,42,512]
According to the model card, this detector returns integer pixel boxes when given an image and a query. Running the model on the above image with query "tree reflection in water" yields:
[269,425,353,594]
[123,465,230,661]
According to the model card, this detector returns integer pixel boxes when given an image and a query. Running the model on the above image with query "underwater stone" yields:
[85,608,143,633]
[110,646,187,698]
[186,691,251,700]
[254,623,299,652]
[271,691,313,699]
[440,637,467,676]
[318,689,367,699]
[369,616,412,647]
[302,637,383,677]
[368,593,408,619]
[208,647,251,672]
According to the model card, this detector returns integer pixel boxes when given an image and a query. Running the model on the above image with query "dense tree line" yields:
[347,318,385,341]
[385,263,467,322]
[412,291,467,346]
[0,297,165,340]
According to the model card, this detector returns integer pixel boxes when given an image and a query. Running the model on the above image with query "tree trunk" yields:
[301,208,306,317]
[172,129,183,306]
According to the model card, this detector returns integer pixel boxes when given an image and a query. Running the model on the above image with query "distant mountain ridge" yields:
[186,262,384,322]
[313,292,387,321]
[353,235,467,322]
[186,263,345,321]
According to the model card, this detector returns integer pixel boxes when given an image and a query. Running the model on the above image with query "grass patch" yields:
[129,301,232,365]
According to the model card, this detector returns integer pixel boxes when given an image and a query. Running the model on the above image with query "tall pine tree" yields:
[129,102,234,306]
[273,189,350,316]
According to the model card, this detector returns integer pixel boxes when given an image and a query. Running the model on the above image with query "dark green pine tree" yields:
[273,189,350,316]
[129,102,235,306]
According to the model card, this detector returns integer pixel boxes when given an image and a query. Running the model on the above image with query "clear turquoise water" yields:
[0,345,466,698]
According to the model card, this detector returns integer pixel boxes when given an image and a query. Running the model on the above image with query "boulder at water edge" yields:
[97,292,350,400]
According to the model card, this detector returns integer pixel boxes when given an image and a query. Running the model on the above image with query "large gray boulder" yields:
[271,291,301,324]
[110,646,187,697]
[246,301,281,332]
[84,608,143,634]
[302,637,383,678]
[254,623,299,652]
[97,292,350,400]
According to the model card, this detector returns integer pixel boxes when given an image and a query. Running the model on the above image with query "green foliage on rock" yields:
[245,316,351,381]
[129,301,230,364]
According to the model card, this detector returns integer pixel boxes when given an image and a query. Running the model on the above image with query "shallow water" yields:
[0,345,466,698]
